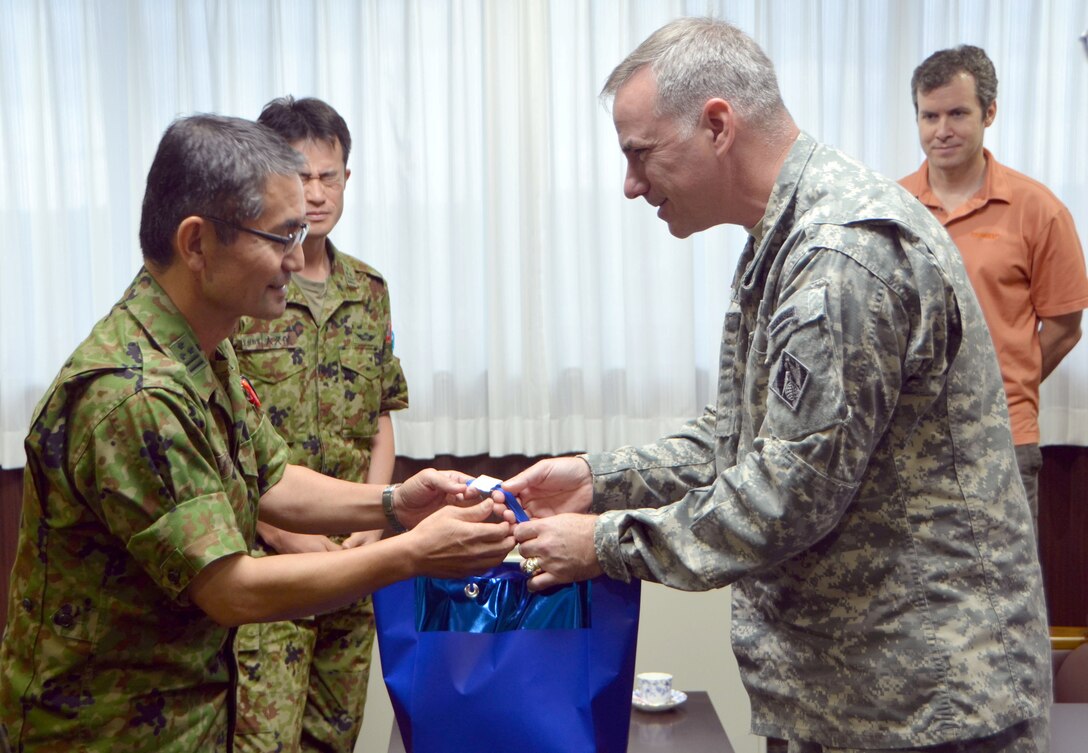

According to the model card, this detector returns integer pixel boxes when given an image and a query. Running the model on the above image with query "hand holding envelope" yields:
[513,513,603,591]
[468,461,605,592]
[391,469,507,530]
[500,456,596,517]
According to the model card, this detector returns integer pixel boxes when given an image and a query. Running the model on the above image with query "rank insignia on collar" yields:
[771,350,809,412]
[240,376,262,409]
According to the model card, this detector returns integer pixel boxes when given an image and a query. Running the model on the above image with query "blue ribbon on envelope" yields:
[469,474,529,522]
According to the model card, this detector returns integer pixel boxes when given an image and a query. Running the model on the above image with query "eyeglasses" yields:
[1081,29,1088,60]
[203,216,309,254]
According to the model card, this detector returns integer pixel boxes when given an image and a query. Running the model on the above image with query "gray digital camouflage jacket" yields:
[587,132,1050,747]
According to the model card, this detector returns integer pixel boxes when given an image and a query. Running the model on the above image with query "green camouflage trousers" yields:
[234,596,376,753]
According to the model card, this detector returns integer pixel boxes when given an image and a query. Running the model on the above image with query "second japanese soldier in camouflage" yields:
[231,97,408,753]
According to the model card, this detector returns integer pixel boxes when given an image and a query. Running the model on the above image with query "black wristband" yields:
[382,484,406,533]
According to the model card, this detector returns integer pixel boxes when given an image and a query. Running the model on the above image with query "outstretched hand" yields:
[514,513,602,592]
[409,500,515,579]
[499,457,594,519]
[395,468,504,530]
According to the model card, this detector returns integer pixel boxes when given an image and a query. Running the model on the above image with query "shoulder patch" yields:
[169,334,206,376]
[771,350,810,412]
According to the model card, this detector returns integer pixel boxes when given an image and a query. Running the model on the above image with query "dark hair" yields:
[258,96,352,166]
[138,115,304,268]
[911,45,998,113]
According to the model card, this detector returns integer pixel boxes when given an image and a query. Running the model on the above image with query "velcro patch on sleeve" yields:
[770,350,810,411]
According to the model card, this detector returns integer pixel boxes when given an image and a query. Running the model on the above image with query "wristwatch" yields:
[382,483,406,533]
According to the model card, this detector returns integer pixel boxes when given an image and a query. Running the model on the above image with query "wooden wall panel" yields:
[0,468,22,628]
[1039,446,1088,627]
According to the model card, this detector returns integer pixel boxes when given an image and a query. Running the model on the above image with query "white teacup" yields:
[635,671,673,705]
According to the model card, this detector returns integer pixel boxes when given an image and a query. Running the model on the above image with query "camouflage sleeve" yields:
[75,389,250,602]
[376,284,409,414]
[584,410,720,510]
[592,238,917,590]
[249,405,290,496]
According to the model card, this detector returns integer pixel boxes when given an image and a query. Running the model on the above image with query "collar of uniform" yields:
[325,239,359,286]
[284,238,363,306]
[761,131,816,241]
[122,267,227,403]
[737,131,816,292]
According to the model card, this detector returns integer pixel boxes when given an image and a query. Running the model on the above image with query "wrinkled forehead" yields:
[290,137,346,169]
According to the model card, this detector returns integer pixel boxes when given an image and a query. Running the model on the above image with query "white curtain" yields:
[2,0,1086,468]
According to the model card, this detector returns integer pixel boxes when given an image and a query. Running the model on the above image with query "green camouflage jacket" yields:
[0,269,288,752]
[232,243,408,482]
[587,132,1050,747]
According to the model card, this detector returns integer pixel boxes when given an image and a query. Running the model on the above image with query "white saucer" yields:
[632,688,687,712]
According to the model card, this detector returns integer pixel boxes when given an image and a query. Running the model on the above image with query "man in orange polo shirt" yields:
[901,45,1088,535]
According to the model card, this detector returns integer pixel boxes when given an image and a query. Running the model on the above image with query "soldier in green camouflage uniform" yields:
[508,19,1050,752]
[0,267,288,753]
[231,97,408,753]
[0,114,512,753]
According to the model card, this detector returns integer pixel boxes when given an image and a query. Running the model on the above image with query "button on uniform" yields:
[52,604,74,629]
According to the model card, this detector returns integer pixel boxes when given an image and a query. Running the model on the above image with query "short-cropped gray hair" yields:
[601,17,785,135]
[139,114,304,268]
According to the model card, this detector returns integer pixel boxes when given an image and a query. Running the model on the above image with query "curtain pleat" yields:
[2,0,1086,467]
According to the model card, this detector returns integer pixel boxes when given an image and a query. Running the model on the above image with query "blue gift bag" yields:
[373,562,642,753]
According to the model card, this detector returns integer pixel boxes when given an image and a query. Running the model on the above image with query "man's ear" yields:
[983,99,997,128]
[702,97,736,155]
[175,216,210,272]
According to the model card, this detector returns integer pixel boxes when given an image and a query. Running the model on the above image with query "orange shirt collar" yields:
[910,149,1011,219]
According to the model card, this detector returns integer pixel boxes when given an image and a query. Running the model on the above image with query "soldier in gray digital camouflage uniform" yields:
[0,114,513,753]
[505,18,1051,753]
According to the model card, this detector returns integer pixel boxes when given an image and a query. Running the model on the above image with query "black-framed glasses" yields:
[203,215,309,254]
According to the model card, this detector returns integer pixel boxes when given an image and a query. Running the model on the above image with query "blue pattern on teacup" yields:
[635,672,672,705]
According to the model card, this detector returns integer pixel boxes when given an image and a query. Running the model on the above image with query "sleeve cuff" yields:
[127,493,250,602]
[593,510,633,582]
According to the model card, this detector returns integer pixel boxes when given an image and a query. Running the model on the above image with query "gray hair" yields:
[910,45,998,113]
[139,114,305,268]
[601,17,786,135]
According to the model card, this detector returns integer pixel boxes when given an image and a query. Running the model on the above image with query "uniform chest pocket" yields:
[236,346,307,388]
[235,346,308,440]
[338,346,382,437]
